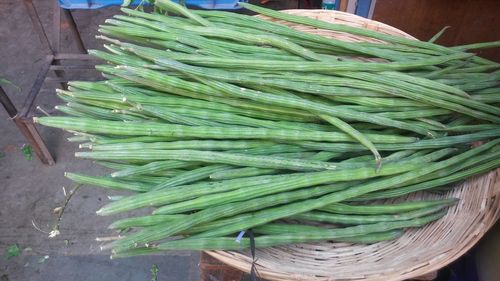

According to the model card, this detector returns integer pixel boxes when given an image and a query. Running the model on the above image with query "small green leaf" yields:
[151,264,159,281]
[122,0,132,7]
[0,78,20,91]
[0,151,5,159]
[4,244,21,260]
[38,255,49,264]
[21,145,33,161]
[64,240,69,246]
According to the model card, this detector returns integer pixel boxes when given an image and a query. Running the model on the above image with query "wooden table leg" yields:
[199,252,245,281]
[0,86,55,165]
[14,117,55,165]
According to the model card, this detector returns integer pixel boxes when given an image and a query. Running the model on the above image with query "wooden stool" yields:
[0,85,54,165]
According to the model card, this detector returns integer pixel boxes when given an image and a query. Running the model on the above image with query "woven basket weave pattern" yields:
[205,10,500,281]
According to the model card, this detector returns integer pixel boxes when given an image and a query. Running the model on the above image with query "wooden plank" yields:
[23,0,54,53]
[61,9,87,54]
[0,86,18,118]
[199,252,244,281]
[19,55,54,117]
[49,65,96,71]
[339,0,348,11]
[372,0,500,62]
[53,0,61,53]
[54,53,98,60]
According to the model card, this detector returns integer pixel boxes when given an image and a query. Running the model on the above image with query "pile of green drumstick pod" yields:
[35,0,500,257]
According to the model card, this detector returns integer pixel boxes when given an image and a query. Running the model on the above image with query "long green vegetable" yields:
[34,0,499,257]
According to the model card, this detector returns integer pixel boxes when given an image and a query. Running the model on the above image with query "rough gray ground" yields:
[0,1,201,280]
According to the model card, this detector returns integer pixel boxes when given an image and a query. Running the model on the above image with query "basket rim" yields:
[278,9,417,40]
[205,9,500,281]
[206,169,500,281]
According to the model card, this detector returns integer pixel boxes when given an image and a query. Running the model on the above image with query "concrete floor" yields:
[1,1,498,281]
[0,1,200,280]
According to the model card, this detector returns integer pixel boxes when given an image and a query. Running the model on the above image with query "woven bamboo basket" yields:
[205,10,500,281]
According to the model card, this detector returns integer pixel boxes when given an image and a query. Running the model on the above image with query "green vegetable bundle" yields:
[35,0,500,258]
